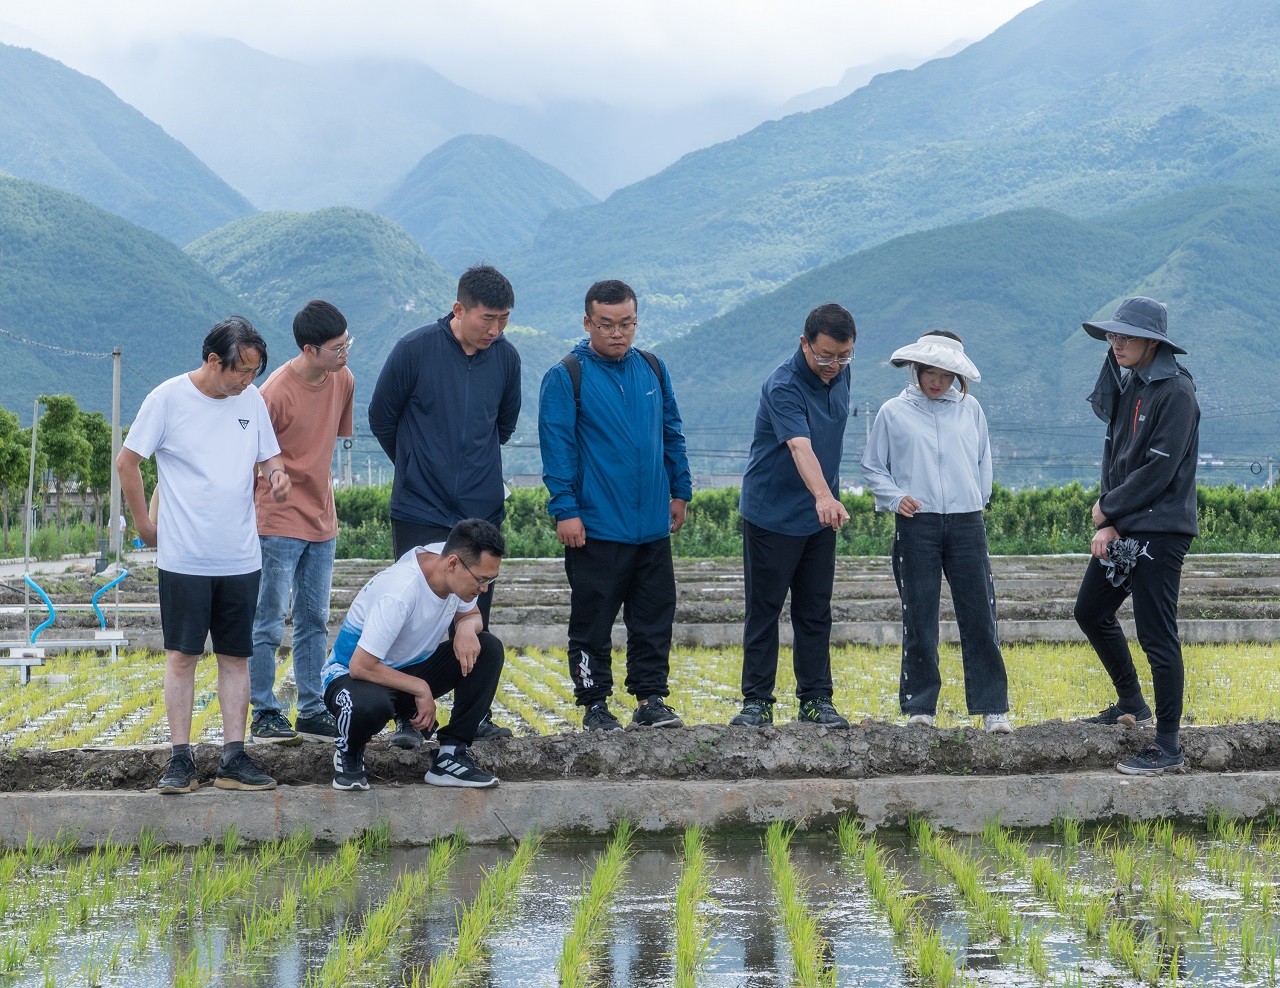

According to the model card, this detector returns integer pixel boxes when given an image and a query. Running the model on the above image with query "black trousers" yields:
[740,520,836,703]
[324,631,505,761]
[1074,532,1192,735]
[565,537,676,705]
[392,520,493,627]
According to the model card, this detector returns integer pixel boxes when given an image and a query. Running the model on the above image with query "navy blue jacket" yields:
[368,314,521,527]
[539,339,693,545]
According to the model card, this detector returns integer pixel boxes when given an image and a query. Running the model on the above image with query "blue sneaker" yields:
[1117,744,1186,776]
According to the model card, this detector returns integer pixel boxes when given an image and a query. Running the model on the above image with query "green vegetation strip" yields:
[674,826,716,988]
[765,821,837,987]
[558,819,634,988]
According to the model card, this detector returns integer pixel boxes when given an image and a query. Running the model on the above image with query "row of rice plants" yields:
[909,817,1050,980]
[765,821,838,987]
[673,825,716,987]
[558,820,634,988]
[837,817,966,987]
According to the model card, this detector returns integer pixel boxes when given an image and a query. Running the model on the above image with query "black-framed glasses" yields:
[459,557,499,590]
[316,335,355,357]
[804,339,853,367]
[587,320,638,336]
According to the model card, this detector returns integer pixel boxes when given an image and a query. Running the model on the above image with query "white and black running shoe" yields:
[332,748,369,792]
[424,746,499,789]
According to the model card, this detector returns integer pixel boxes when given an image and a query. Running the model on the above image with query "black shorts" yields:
[158,569,261,657]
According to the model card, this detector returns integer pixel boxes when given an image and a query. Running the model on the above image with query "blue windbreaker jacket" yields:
[539,340,693,545]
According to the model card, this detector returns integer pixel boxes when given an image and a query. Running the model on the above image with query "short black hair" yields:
[457,266,515,311]
[442,518,505,565]
[924,329,962,342]
[585,279,638,316]
[293,300,347,349]
[803,303,856,345]
[203,316,267,378]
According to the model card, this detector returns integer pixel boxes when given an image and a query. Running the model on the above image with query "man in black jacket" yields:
[368,265,521,745]
[1075,296,1199,775]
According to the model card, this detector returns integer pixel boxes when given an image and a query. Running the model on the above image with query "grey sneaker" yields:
[582,701,622,732]
[983,713,1014,734]
[425,746,499,789]
[214,751,277,791]
[295,711,339,740]
[730,699,774,727]
[798,696,850,728]
[156,751,198,794]
[250,710,302,746]
[631,696,684,728]
[906,713,936,728]
[332,748,369,792]
[1117,744,1186,776]
[474,713,514,740]
[1082,702,1154,728]
[389,716,425,750]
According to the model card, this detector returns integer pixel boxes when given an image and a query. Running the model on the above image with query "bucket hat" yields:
[1082,296,1186,354]
[889,334,981,382]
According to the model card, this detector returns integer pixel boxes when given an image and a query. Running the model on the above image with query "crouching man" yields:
[320,519,506,791]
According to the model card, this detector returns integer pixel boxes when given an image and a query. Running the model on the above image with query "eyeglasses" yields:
[587,320,638,336]
[220,358,262,380]
[804,340,853,367]
[316,335,354,357]
[458,557,499,591]
[1105,332,1143,347]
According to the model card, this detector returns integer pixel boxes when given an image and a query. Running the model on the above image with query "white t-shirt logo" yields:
[238,419,249,429]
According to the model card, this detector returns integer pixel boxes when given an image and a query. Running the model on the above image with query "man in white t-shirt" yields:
[117,317,292,795]
[321,518,507,791]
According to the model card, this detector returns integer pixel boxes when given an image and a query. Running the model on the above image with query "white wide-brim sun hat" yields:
[889,335,981,383]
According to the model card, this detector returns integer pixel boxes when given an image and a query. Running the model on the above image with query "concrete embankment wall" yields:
[6,772,1280,848]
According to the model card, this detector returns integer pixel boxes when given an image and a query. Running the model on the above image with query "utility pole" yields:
[108,347,122,558]
[22,399,40,636]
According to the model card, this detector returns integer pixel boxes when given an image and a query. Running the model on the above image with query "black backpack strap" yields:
[560,348,662,413]
[559,353,583,412]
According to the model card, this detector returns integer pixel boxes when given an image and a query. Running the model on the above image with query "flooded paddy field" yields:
[3,816,1280,987]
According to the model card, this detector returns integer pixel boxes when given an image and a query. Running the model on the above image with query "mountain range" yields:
[0,42,252,243]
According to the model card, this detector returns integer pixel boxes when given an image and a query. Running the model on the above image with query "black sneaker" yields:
[1116,744,1187,776]
[156,751,198,794]
[214,751,277,791]
[332,748,369,792]
[1082,702,1154,727]
[389,716,425,750]
[730,699,774,727]
[295,711,339,740]
[582,701,622,732]
[250,710,302,746]
[632,696,684,728]
[474,713,514,741]
[798,696,850,728]
[425,746,499,789]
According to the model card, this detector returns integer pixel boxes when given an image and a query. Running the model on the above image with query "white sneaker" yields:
[983,713,1013,734]
[906,713,935,727]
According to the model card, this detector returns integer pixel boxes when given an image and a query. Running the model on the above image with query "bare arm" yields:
[350,645,436,732]
[257,453,291,502]
[451,609,484,675]
[115,447,156,546]
[786,437,849,530]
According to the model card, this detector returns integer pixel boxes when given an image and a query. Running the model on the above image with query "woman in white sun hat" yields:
[861,330,1012,734]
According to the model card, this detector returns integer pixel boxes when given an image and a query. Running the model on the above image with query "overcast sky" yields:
[2,0,1040,108]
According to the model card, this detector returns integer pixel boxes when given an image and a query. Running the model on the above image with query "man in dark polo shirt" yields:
[731,303,856,729]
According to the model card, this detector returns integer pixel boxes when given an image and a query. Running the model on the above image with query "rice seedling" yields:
[308,834,462,987]
[558,820,635,988]
[765,821,837,988]
[673,826,716,988]
[838,817,964,988]
[409,833,543,987]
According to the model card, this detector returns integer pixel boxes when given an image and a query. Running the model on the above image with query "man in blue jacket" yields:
[539,279,694,731]
[368,265,520,746]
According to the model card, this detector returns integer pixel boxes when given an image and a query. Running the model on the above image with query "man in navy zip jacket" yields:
[368,265,521,745]
[1075,296,1199,777]
[539,280,694,732]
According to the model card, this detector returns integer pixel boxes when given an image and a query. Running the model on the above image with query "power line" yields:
[0,326,114,359]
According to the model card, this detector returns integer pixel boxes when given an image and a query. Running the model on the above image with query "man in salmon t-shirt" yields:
[249,300,356,744]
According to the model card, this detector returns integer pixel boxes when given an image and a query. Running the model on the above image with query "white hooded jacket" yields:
[861,377,992,514]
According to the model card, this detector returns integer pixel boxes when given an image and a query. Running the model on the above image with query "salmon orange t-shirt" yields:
[254,360,355,542]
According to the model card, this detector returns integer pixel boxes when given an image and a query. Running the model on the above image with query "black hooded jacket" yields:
[1088,346,1199,537]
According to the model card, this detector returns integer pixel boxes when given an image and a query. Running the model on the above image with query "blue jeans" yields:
[250,535,336,719]
[892,512,1008,716]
